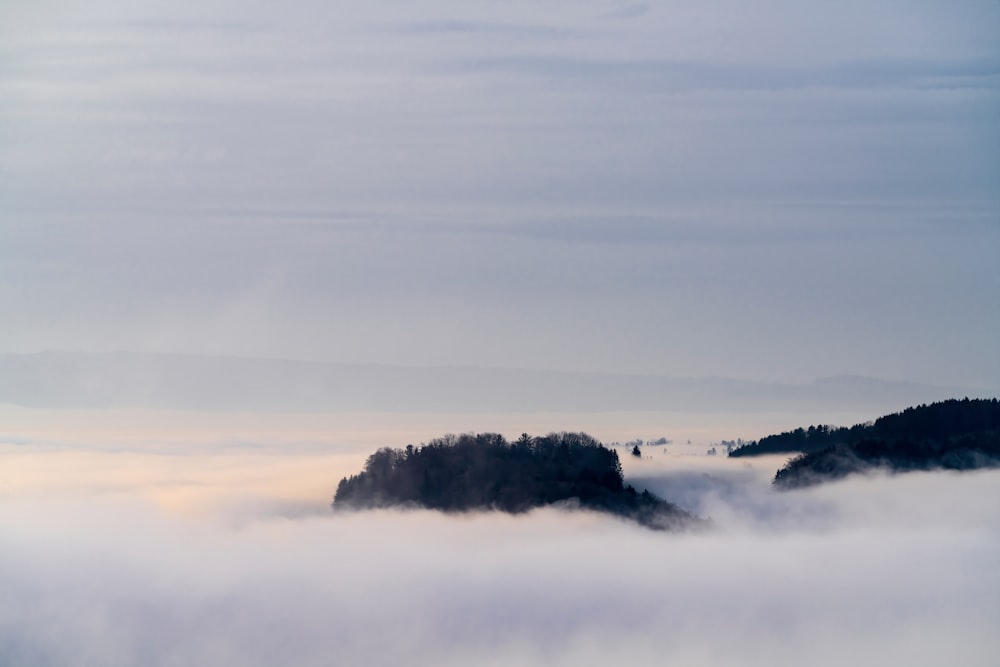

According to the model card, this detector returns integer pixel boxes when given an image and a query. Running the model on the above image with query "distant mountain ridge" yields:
[0,351,987,414]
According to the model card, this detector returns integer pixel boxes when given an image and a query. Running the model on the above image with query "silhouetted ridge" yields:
[333,432,702,531]
[729,397,1000,458]
[767,399,1000,488]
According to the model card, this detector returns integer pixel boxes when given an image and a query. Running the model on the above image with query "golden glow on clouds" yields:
[1,405,998,666]
[0,446,359,516]
[0,405,802,519]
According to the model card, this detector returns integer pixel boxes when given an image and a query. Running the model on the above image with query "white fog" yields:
[2,420,997,666]
[2,0,997,663]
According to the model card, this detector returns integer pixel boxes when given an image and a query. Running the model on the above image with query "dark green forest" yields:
[333,431,702,531]
[729,398,1000,457]
[765,399,1000,488]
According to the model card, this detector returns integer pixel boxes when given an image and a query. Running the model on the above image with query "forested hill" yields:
[333,432,703,531]
[729,398,1000,458]
[768,399,1000,488]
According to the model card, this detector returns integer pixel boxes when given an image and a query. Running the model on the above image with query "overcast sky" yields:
[2,0,998,389]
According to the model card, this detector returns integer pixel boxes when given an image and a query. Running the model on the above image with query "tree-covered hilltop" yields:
[729,398,1000,458]
[333,432,703,531]
[771,399,1000,488]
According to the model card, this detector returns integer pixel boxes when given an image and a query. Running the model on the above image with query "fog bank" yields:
[2,441,998,666]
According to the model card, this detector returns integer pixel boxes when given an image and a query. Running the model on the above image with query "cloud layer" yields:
[2,439,998,666]
[1,0,998,387]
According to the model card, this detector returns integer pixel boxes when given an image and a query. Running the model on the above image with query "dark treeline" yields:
[729,398,1000,458]
[771,399,1000,488]
[333,432,702,531]
[728,423,867,457]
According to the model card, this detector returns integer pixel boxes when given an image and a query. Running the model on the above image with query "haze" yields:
[2,0,997,388]
[2,436,999,666]
[2,1,999,665]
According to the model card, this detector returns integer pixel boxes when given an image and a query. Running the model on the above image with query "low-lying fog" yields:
[2,421,998,666]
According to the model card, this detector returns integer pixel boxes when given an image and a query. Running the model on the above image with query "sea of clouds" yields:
[1,435,998,666]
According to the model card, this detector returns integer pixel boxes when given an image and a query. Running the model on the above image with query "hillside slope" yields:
[768,399,1000,488]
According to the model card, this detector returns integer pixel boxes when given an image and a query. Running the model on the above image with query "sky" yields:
[1,0,998,389]
[3,6,999,664]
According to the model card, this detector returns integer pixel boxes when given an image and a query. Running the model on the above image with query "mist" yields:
[2,435,998,666]
[3,0,998,662]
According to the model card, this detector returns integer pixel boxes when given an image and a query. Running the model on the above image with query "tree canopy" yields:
[768,399,1000,488]
[333,431,702,531]
[730,398,1000,458]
